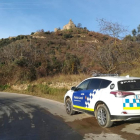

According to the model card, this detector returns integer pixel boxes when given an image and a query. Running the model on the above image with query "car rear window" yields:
[118,80,140,91]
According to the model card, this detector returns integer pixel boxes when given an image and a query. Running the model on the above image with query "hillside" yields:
[0,28,140,85]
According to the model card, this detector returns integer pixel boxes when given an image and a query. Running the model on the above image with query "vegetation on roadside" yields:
[0,84,10,91]
[121,66,140,77]
[5,85,67,102]
[1,20,140,102]
[3,74,89,102]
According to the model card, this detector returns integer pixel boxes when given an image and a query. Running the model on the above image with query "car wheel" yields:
[97,104,113,128]
[65,98,75,115]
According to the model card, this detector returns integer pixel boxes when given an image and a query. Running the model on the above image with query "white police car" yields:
[64,74,140,128]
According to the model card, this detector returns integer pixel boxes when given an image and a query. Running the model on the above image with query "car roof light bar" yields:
[92,73,119,77]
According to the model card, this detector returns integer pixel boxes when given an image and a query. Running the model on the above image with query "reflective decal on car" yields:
[73,105,94,111]
[73,89,100,111]
[123,98,140,110]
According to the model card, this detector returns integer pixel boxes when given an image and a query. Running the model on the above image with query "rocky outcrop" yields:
[54,19,76,32]
[62,19,76,30]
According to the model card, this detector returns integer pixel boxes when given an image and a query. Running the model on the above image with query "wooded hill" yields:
[0,27,139,84]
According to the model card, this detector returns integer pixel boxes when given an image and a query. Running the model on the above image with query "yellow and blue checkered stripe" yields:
[123,99,140,110]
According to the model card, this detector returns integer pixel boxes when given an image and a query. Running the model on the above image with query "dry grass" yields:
[34,73,90,84]
[121,66,140,77]
[3,74,90,103]
[5,86,67,103]
[4,70,140,103]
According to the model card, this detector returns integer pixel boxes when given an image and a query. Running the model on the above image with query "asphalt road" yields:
[0,92,140,140]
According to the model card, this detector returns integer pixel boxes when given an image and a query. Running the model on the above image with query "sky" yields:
[0,0,140,39]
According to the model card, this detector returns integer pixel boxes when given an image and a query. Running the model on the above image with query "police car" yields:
[64,74,140,128]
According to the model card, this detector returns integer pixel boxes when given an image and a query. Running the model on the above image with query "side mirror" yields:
[71,86,76,91]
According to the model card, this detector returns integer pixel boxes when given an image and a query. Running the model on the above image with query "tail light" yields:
[110,91,135,98]
[122,111,127,114]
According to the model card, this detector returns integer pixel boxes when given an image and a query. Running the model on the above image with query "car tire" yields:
[97,104,113,128]
[65,98,75,115]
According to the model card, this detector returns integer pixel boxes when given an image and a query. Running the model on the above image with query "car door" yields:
[85,78,103,110]
[73,78,102,112]
[72,79,90,108]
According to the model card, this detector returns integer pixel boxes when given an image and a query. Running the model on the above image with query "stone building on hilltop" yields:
[62,19,76,30]
[54,19,76,32]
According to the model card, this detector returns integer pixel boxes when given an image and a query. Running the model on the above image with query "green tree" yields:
[31,32,35,35]
[132,29,137,36]
[137,24,140,33]
[123,34,133,41]
[63,33,72,39]
[63,54,80,74]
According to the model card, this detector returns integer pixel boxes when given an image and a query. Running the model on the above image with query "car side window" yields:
[87,79,102,90]
[100,79,112,89]
[76,80,90,91]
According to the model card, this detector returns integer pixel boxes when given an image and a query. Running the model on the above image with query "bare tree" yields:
[96,44,118,73]
[77,23,82,28]
[97,18,127,39]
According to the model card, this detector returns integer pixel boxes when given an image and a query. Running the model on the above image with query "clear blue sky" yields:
[0,0,140,39]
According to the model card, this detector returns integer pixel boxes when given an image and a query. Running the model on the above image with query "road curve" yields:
[0,92,140,140]
[0,92,84,140]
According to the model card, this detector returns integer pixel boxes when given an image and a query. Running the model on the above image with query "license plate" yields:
[135,95,140,100]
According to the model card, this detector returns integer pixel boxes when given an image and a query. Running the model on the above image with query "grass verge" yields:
[4,84,68,103]
[1,74,90,102]
[121,67,140,77]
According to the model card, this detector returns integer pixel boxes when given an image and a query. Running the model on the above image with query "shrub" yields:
[15,57,28,67]
[28,66,37,81]
[0,84,10,91]
[45,31,51,34]
[36,66,47,78]
[63,33,73,39]
[31,32,35,35]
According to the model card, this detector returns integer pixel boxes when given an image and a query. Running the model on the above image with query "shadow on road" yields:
[0,97,82,140]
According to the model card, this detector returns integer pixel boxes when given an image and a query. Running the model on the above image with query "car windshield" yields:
[118,79,140,91]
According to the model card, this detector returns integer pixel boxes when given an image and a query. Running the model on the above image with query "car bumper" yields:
[111,115,140,121]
